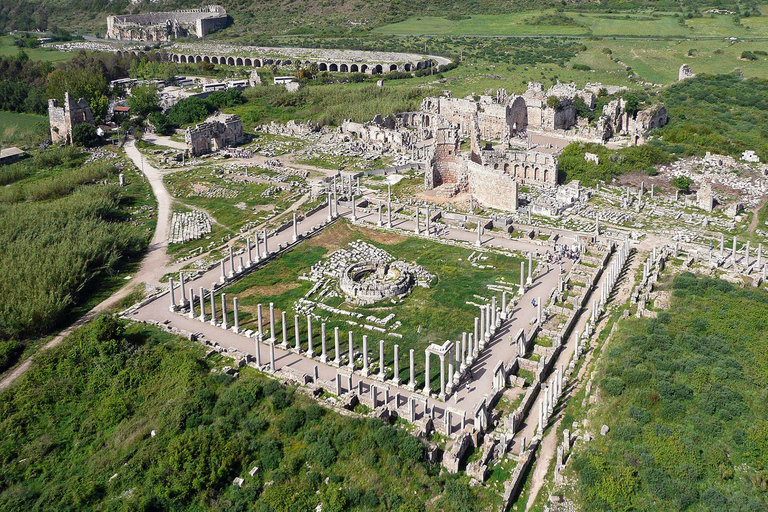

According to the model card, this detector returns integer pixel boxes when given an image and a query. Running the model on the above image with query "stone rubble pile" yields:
[169,211,212,244]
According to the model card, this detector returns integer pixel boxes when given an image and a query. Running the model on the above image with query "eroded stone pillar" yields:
[423,350,431,395]
[257,304,263,339]
[169,277,177,311]
[262,229,269,258]
[233,297,240,333]
[281,311,288,348]
[294,314,301,351]
[320,323,328,363]
[199,287,206,322]
[221,293,228,330]
[292,213,298,242]
[361,335,369,376]
[306,316,314,357]
[393,344,400,385]
[408,349,415,390]
[348,331,355,370]
[209,287,217,326]
[334,327,341,365]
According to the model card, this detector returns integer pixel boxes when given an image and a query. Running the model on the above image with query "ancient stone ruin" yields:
[340,261,414,304]
[106,5,228,42]
[48,92,95,145]
[185,113,245,156]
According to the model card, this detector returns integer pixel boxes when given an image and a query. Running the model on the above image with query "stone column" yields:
[476,221,482,247]
[209,287,217,326]
[461,333,467,370]
[520,261,525,291]
[484,305,491,339]
[221,293,228,329]
[233,297,240,333]
[348,331,355,370]
[414,205,420,234]
[502,291,508,317]
[387,185,393,228]
[423,350,431,395]
[473,317,479,352]
[746,241,751,268]
[269,340,276,372]
[426,206,431,235]
[361,335,369,376]
[220,258,226,283]
[199,287,206,322]
[254,235,261,263]
[320,323,328,363]
[169,277,177,311]
[335,373,342,396]
[733,236,737,262]
[408,349,415,390]
[759,243,763,269]
[292,213,298,242]
[246,237,253,267]
[257,304,263,339]
[239,255,245,273]
[228,245,235,277]
[491,296,497,328]
[393,345,400,385]
[377,201,383,226]
[379,339,386,380]
[188,291,196,319]
[327,191,333,222]
[280,311,288,348]
[334,327,341,365]
[294,314,301,351]
[351,194,357,221]
[180,273,187,305]
[527,252,533,285]
[262,229,269,258]
[439,353,446,400]
[306,316,314,357]
[481,306,487,341]
[254,335,262,367]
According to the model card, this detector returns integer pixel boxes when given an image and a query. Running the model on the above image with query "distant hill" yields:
[1,0,757,38]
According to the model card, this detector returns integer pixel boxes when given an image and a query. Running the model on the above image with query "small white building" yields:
[273,76,295,85]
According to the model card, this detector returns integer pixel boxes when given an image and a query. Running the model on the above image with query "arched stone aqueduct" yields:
[116,49,434,74]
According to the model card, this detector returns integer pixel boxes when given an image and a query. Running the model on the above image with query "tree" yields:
[128,84,160,118]
[46,68,109,122]
[672,176,693,192]
[71,123,99,147]
[623,93,641,117]
[547,95,561,110]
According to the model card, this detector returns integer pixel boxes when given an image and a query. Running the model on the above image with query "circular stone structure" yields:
[340,260,414,304]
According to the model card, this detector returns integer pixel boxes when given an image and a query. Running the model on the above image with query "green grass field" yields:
[0,36,73,62]
[0,111,48,146]
[375,11,768,39]
[222,220,522,388]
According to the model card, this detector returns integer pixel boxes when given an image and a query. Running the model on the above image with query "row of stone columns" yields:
[537,364,565,435]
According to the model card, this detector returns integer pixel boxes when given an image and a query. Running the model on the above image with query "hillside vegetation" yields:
[567,274,768,511]
[0,147,153,372]
[0,315,497,511]
[0,0,761,35]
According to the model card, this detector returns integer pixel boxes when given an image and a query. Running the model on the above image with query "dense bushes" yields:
[0,148,149,370]
[657,73,768,162]
[569,275,768,511]
[557,141,671,184]
[0,318,492,510]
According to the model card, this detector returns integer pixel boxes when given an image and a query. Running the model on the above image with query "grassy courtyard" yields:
[222,220,522,387]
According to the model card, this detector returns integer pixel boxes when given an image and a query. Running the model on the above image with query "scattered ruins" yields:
[185,113,245,156]
[342,83,667,213]
[106,5,228,42]
[48,92,95,145]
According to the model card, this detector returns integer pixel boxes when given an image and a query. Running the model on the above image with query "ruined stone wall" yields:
[48,92,94,144]
[107,5,227,41]
[477,103,510,141]
[185,114,244,156]
[481,149,558,186]
[467,160,519,212]
[425,124,466,190]
[437,97,477,137]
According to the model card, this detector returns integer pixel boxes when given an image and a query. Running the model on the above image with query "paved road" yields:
[130,199,582,432]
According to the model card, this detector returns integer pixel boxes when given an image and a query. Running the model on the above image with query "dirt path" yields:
[747,198,767,234]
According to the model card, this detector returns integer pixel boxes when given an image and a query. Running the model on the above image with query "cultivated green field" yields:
[0,36,72,62]
[375,10,768,39]
[222,220,522,388]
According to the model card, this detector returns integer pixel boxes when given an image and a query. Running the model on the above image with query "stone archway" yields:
[350,64,359,72]
[329,63,338,72]
[319,63,328,71]
[340,64,349,72]
[389,64,398,72]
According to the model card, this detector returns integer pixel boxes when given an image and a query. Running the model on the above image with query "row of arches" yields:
[492,162,553,182]
[164,53,432,74]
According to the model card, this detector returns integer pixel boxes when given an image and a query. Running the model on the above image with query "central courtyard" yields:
[220,220,524,384]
